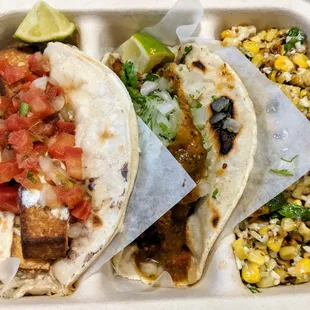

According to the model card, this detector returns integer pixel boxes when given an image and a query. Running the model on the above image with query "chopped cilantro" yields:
[246,284,260,294]
[212,188,219,199]
[206,145,212,153]
[269,169,293,176]
[284,27,306,54]
[266,193,286,212]
[280,155,298,163]
[278,204,310,221]
[195,102,202,109]
[145,73,159,82]
[196,124,205,130]
[211,95,217,101]
[120,61,138,88]
[19,102,29,117]
[180,45,193,64]
[158,122,168,132]
[27,172,37,184]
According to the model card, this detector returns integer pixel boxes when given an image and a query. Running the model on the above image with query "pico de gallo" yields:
[0,50,91,221]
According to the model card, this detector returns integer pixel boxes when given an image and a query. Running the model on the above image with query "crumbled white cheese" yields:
[271,226,280,236]
[250,230,268,243]
[235,256,243,270]
[270,218,279,224]
[294,255,303,263]
[21,189,41,207]
[300,97,309,108]
[51,207,69,221]
[282,72,292,82]
[262,67,272,74]
[264,53,269,58]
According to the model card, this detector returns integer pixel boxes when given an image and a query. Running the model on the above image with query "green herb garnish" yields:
[120,61,138,88]
[266,193,286,212]
[269,169,293,176]
[27,171,37,184]
[246,284,260,294]
[145,73,159,82]
[212,188,219,199]
[19,101,29,117]
[284,27,306,54]
[280,155,298,163]
[278,204,310,221]
[211,95,217,101]
[180,45,193,64]
[195,102,202,109]
[206,145,212,153]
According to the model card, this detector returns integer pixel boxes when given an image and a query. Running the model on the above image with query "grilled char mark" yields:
[210,96,236,155]
[192,60,206,72]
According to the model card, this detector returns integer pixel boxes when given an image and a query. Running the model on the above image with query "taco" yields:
[0,42,139,297]
[105,42,257,286]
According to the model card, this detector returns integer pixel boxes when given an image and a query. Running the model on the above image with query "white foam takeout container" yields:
[1,0,310,308]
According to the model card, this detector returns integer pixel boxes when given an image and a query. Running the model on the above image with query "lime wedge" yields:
[14,1,75,43]
[119,33,175,74]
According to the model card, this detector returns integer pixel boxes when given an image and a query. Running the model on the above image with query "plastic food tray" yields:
[1,0,310,308]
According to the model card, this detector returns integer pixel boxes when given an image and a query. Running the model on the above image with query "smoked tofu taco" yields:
[0,42,139,298]
[104,39,257,286]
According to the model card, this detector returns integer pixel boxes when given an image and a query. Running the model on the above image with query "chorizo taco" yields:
[104,41,257,286]
[0,42,139,297]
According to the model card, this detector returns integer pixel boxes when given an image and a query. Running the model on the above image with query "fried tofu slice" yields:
[11,231,50,271]
[20,206,68,260]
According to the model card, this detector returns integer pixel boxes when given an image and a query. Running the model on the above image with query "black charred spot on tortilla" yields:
[121,188,125,196]
[209,96,236,155]
[211,213,220,228]
[88,183,96,191]
[222,163,227,169]
[91,214,103,229]
[192,60,206,72]
[110,200,122,209]
[182,179,186,187]
[121,162,129,182]
[100,127,115,143]
[83,251,98,265]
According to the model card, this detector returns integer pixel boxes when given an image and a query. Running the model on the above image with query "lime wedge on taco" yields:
[14,1,75,43]
[119,33,175,74]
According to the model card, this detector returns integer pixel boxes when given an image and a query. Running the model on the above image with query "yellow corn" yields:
[243,40,260,55]
[251,54,264,68]
[279,29,289,36]
[241,261,261,284]
[281,218,296,232]
[223,37,240,47]
[250,35,261,43]
[257,30,267,40]
[292,53,309,69]
[299,222,310,242]
[267,236,284,253]
[274,56,295,72]
[232,239,247,260]
[274,268,287,283]
[300,89,308,98]
[294,258,310,279]
[293,199,302,206]
[256,276,275,288]
[290,231,303,243]
[258,226,269,235]
[286,184,295,191]
[220,29,232,40]
[247,249,266,266]
[265,29,278,42]
[276,73,287,84]
[269,70,277,82]
[279,246,298,260]
[291,74,302,86]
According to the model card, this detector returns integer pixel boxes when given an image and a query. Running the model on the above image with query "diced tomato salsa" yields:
[0,52,91,221]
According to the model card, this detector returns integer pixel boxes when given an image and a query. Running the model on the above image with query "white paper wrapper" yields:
[97,0,310,292]
[81,118,195,280]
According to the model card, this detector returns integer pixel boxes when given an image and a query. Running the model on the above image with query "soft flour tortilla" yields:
[112,43,257,286]
[0,42,139,298]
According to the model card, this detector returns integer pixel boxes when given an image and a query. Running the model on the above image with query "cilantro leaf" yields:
[145,73,159,82]
[27,171,37,184]
[284,27,306,54]
[278,204,310,221]
[212,188,219,199]
[180,45,193,64]
[120,61,138,88]
[246,284,260,294]
[195,102,202,108]
[280,155,298,163]
[266,193,286,212]
[269,169,293,176]
[206,145,212,153]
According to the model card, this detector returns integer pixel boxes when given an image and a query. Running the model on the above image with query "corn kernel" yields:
[281,218,296,232]
[276,73,286,84]
[267,237,283,253]
[250,35,261,43]
[232,239,247,260]
[290,231,303,243]
[294,258,310,279]
[274,268,287,283]
[243,40,260,56]
[274,56,295,72]
[292,53,309,69]
[269,70,277,82]
[251,54,264,68]
[286,184,295,191]
[300,89,308,98]
[293,199,302,206]
[299,222,310,242]
[279,246,298,260]
[258,226,269,235]
[247,249,266,266]
[257,275,275,288]
[220,29,232,40]
[291,74,302,86]
[265,29,278,42]
[257,30,267,40]
[241,261,261,284]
